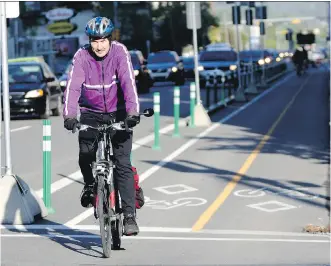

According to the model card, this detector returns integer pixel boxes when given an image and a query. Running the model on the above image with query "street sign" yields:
[45,8,74,21]
[47,21,76,35]
[5,2,19,18]
[186,2,201,30]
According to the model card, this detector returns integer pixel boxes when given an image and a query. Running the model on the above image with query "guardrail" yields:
[200,59,290,112]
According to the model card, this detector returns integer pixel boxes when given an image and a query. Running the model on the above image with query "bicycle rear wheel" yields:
[97,174,112,258]
[111,191,123,249]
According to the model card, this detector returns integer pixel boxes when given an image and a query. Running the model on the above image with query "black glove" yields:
[125,115,140,128]
[64,118,79,133]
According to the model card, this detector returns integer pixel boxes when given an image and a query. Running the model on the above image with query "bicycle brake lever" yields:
[72,123,80,134]
[125,120,130,132]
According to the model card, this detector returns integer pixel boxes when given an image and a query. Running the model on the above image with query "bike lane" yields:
[192,69,330,234]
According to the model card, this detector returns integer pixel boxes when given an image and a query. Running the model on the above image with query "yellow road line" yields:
[191,75,311,232]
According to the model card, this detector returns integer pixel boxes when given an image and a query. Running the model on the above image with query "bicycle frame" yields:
[92,126,121,221]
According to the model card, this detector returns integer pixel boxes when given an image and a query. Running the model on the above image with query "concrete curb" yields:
[0,175,48,224]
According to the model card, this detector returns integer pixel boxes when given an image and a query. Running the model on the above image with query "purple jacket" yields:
[63,41,139,119]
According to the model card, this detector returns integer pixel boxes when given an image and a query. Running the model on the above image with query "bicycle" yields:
[75,108,154,258]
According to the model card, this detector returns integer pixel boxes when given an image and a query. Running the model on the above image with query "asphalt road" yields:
[0,67,330,265]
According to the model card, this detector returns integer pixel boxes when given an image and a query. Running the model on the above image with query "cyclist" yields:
[292,45,308,76]
[63,17,140,236]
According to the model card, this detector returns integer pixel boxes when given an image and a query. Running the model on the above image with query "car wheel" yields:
[52,95,62,116]
[40,96,51,119]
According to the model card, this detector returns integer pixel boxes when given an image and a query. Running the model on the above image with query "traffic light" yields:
[260,21,265,35]
[285,31,293,41]
[255,6,267,20]
[232,5,241,24]
[245,9,253,26]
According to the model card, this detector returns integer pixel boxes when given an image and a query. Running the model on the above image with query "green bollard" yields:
[189,82,196,128]
[152,92,161,150]
[43,120,55,214]
[173,86,180,137]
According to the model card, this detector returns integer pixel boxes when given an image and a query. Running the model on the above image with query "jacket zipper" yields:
[101,60,107,112]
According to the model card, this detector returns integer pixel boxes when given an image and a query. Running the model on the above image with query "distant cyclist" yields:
[292,45,308,76]
[62,17,140,236]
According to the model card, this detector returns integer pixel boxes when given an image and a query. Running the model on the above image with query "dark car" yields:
[239,50,273,66]
[58,60,71,93]
[5,57,63,119]
[199,49,238,88]
[181,56,205,79]
[129,50,153,94]
[147,51,185,85]
[181,56,194,79]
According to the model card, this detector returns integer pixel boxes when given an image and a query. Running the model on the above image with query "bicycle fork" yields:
[92,136,117,220]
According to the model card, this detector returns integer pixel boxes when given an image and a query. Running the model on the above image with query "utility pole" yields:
[0,5,2,176]
[0,2,13,175]
[113,1,119,28]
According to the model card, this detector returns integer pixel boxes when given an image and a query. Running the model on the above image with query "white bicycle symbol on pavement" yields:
[144,196,207,210]
[234,187,319,200]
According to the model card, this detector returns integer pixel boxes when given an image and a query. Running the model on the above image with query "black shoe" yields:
[123,214,139,236]
[80,184,94,208]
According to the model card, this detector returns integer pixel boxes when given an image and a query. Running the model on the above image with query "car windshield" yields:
[8,64,43,83]
[199,51,237,62]
[148,53,176,64]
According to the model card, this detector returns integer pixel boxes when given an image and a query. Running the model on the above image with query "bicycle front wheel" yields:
[97,174,112,258]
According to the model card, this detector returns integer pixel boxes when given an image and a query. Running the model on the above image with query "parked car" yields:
[5,56,62,119]
[129,50,153,94]
[147,50,185,85]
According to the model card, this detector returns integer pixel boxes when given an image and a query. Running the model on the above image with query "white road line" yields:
[1,225,329,239]
[0,234,328,243]
[132,120,185,150]
[64,209,94,227]
[10,126,31,132]
[35,171,82,198]
[64,72,295,226]
[1,225,192,233]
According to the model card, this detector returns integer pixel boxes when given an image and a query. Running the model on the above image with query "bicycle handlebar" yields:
[72,108,154,133]
[77,122,128,132]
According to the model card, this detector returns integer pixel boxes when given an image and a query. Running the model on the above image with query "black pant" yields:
[78,110,135,215]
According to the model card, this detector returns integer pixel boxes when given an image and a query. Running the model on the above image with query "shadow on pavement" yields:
[212,70,330,166]
[2,179,124,259]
